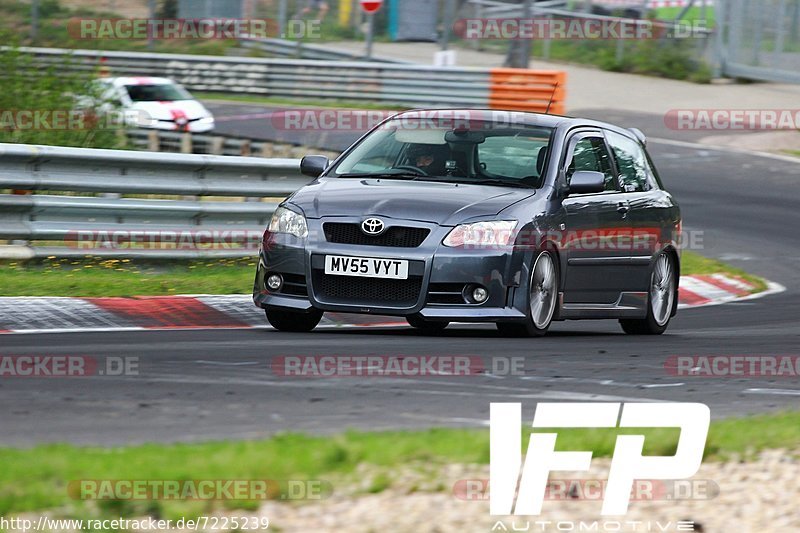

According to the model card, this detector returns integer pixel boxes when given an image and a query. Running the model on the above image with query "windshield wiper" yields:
[456,178,534,189]
[335,170,425,179]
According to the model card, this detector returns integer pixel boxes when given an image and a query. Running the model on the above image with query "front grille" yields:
[279,272,308,297]
[323,223,429,248]
[314,273,422,307]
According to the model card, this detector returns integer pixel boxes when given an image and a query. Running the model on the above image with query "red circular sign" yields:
[360,0,383,14]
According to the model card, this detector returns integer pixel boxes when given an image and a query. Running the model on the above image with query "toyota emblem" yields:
[361,218,386,236]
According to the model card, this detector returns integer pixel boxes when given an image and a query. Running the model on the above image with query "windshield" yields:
[331,116,554,188]
[124,83,194,102]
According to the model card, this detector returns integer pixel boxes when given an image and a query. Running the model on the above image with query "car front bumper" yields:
[253,217,531,322]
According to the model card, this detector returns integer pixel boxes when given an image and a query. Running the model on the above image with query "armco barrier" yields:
[238,36,410,64]
[0,143,308,259]
[13,47,566,111]
[125,129,341,159]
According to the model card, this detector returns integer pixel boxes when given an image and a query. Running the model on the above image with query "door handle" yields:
[617,203,630,217]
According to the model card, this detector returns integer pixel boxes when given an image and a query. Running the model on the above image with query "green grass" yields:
[0,411,798,518]
[0,251,766,298]
[0,257,257,297]
[681,251,767,293]
[653,6,716,26]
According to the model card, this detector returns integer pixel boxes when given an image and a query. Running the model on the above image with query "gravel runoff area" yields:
[258,450,799,533]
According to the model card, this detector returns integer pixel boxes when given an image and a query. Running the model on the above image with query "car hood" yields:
[288,177,535,225]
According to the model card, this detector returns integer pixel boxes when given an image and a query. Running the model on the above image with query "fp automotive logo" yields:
[490,402,710,516]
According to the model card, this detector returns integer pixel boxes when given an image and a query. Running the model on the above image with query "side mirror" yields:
[300,155,330,178]
[568,170,605,195]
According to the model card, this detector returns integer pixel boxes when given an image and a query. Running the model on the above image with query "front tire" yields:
[266,306,323,332]
[496,251,558,337]
[620,251,676,335]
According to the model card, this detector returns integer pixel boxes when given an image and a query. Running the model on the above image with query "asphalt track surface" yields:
[1,105,798,446]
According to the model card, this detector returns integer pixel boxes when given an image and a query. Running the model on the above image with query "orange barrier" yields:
[488,69,566,115]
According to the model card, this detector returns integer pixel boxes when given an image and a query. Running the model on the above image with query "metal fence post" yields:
[278,0,288,37]
[441,0,456,51]
[148,0,156,50]
[31,0,39,42]
[180,133,193,153]
[712,0,726,78]
[774,0,788,67]
[147,130,160,152]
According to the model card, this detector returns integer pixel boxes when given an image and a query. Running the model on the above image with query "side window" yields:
[606,130,652,193]
[565,136,616,192]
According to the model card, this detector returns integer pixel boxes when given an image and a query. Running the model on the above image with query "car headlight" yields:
[443,220,518,248]
[268,206,308,239]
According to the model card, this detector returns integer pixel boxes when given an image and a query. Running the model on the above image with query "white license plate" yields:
[324,255,409,279]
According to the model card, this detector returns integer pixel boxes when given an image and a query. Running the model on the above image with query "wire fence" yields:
[716,0,800,83]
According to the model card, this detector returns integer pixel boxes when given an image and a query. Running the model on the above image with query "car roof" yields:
[388,108,641,142]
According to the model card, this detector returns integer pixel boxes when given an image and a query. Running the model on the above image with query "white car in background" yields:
[94,77,215,133]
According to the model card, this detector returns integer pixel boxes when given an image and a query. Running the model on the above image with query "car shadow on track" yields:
[301,326,627,338]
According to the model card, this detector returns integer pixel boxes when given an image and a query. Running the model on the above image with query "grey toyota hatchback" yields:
[254,109,681,336]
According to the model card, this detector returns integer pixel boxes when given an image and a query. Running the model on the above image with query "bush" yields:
[531,37,712,83]
[0,40,127,148]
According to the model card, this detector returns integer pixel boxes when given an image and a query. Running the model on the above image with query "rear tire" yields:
[620,252,676,335]
[266,306,323,332]
[407,314,449,334]
[496,251,558,337]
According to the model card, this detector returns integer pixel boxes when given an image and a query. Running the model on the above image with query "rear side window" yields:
[477,135,549,179]
[605,130,651,192]
[566,136,616,192]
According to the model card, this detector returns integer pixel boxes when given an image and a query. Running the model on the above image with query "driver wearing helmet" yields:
[406,144,448,175]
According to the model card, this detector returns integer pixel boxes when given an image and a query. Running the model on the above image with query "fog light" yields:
[266,273,283,291]
[472,286,488,303]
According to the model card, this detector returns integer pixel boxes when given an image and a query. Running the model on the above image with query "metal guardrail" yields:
[18,46,490,106]
[125,129,341,159]
[14,47,565,113]
[238,36,409,64]
[0,143,310,259]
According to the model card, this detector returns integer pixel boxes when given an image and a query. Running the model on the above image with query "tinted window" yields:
[125,84,193,102]
[566,136,616,192]
[606,130,651,192]
[332,115,554,188]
